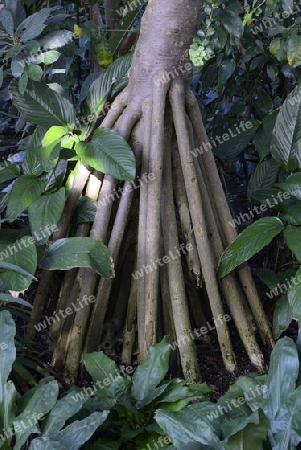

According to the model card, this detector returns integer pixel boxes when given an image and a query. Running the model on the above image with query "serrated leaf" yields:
[75,128,135,180]
[6,174,46,221]
[218,217,284,279]
[132,337,170,407]
[11,79,75,128]
[28,188,65,244]
[40,237,113,277]
[271,85,301,171]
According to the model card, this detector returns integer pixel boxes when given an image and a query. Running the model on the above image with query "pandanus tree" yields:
[26,0,274,383]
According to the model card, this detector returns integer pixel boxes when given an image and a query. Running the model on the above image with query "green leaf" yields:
[38,30,73,50]
[254,111,279,158]
[155,409,222,448]
[0,162,20,184]
[287,29,301,68]
[17,8,52,42]
[82,351,120,395]
[253,268,279,289]
[247,158,279,200]
[56,411,109,450]
[11,79,75,128]
[218,217,284,279]
[264,338,301,448]
[42,388,90,437]
[18,70,28,94]
[0,382,17,446]
[287,267,301,320]
[214,120,260,160]
[0,311,16,405]
[75,128,135,180]
[272,293,292,338]
[0,8,14,36]
[0,66,4,88]
[40,237,113,277]
[13,379,59,450]
[27,63,43,81]
[0,293,32,308]
[284,226,301,261]
[72,197,97,224]
[22,126,46,176]
[270,85,301,171]
[6,174,47,221]
[219,9,243,37]
[28,188,65,244]
[224,410,268,450]
[132,337,170,407]
[277,172,301,201]
[42,126,70,147]
[29,437,68,450]
[0,237,37,290]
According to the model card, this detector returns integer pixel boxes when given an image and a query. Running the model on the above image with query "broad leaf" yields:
[11,80,75,128]
[0,311,16,406]
[224,410,267,450]
[22,126,46,176]
[0,8,14,36]
[75,128,135,180]
[13,379,59,450]
[287,267,301,320]
[56,411,109,450]
[218,217,284,279]
[38,30,73,50]
[28,188,65,244]
[29,438,68,450]
[247,158,279,200]
[254,111,279,158]
[82,351,120,395]
[0,162,20,184]
[6,174,46,221]
[272,293,292,338]
[155,409,222,449]
[277,172,301,200]
[40,237,113,277]
[132,337,170,407]
[0,237,37,290]
[284,226,301,261]
[42,388,90,437]
[270,85,301,171]
[17,8,52,42]
[214,120,260,160]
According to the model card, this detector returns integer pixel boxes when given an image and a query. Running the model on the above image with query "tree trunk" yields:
[30,0,274,384]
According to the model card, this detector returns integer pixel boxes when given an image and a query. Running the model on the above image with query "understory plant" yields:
[1,309,301,449]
